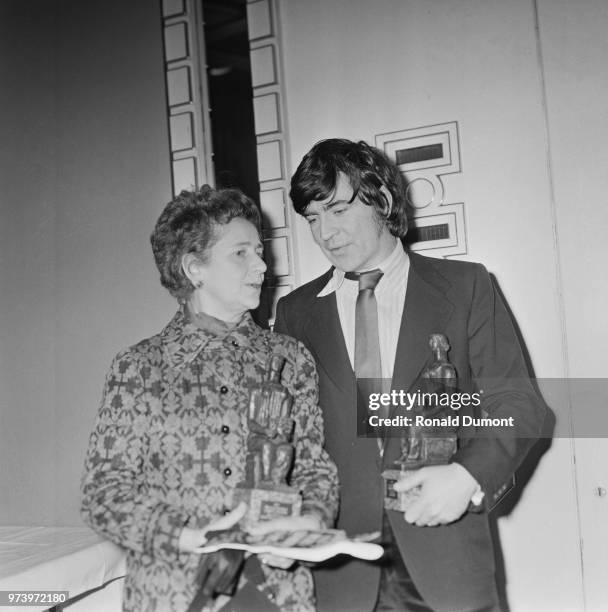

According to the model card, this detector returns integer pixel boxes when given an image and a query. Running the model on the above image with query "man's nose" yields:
[318,214,338,241]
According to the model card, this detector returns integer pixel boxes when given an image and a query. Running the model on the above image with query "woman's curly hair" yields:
[150,185,261,302]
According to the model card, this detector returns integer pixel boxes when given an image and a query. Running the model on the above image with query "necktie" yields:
[346,269,385,449]
[346,269,384,380]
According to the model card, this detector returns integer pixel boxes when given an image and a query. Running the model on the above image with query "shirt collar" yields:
[316,239,407,297]
[161,308,258,369]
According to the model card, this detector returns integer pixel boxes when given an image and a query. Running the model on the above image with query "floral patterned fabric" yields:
[81,310,339,611]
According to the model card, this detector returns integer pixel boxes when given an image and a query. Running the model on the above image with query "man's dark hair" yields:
[290,138,408,237]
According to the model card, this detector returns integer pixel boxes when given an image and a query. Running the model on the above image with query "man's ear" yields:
[181,252,204,286]
[379,185,393,217]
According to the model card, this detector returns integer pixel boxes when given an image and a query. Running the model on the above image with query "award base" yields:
[233,484,302,527]
[382,435,457,511]
[382,468,422,511]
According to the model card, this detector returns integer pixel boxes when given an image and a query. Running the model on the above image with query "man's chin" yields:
[324,250,353,271]
[332,260,358,273]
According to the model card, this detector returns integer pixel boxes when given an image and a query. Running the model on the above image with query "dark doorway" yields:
[202,0,259,203]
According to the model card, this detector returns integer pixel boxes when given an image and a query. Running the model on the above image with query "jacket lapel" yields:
[384,253,455,464]
[303,290,355,393]
[391,253,455,394]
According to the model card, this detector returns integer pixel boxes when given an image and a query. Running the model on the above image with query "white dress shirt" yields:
[317,239,408,380]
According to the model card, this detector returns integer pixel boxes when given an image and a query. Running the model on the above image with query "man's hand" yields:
[393,463,479,527]
[246,513,323,569]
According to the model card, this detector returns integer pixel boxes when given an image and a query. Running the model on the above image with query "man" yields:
[274,139,545,612]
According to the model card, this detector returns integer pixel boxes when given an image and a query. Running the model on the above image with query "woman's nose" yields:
[254,252,267,273]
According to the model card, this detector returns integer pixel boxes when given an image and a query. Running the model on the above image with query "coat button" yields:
[220,386,228,394]
[224,467,232,476]
[221,425,230,434]
[231,340,239,347]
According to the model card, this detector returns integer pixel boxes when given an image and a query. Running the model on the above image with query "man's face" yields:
[303,172,396,272]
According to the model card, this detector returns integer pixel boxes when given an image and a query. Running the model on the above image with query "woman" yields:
[81,186,338,611]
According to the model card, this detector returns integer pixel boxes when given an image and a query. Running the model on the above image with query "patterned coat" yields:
[81,310,339,611]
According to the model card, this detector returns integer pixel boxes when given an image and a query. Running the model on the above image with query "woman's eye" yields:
[306,216,317,225]
[333,207,346,215]
[235,249,246,257]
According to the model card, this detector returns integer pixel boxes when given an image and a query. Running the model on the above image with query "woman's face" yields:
[196,217,266,321]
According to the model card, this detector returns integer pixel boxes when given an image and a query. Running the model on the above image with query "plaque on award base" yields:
[233,354,302,527]
[382,334,459,512]
[233,485,302,526]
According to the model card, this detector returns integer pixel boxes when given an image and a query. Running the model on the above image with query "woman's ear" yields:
[181,253,204,288]
[379,185,393,217]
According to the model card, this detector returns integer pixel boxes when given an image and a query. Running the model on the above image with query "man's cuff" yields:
[471,485,485,507]
[452,461,484,506]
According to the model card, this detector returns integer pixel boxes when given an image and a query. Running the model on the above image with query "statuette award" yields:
[233,354,302,526]
[382,333,459,510]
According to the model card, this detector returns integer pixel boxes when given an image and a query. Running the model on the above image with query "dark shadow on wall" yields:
[251,208,276,330]
[203,0,259,203]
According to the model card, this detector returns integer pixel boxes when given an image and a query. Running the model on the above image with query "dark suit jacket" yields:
[275,251,545,612]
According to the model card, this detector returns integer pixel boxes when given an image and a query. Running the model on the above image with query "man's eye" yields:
[235,249,246,256]
[332,207,347,215]
[306,216,318,225]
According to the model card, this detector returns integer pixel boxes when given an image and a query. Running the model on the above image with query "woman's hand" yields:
[246,512,323,569]
[178,502,248,553]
